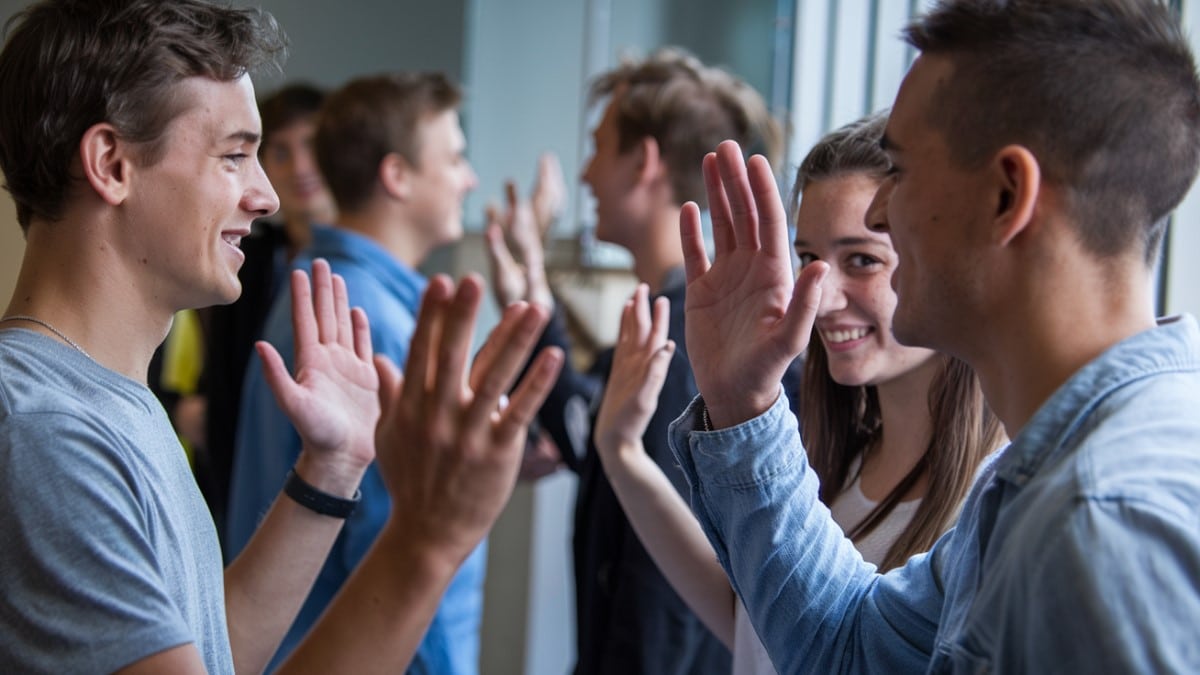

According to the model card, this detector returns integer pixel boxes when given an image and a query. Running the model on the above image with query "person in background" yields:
[591,112,1003,675]
[486,48,778,674]
[228,72,488,673]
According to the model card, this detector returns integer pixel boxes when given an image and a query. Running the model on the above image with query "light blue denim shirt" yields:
[670,315,1200,674]
[228,226,485,674]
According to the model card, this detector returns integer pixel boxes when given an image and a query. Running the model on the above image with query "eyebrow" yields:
[222,130,262,145]
[793,236,888,249]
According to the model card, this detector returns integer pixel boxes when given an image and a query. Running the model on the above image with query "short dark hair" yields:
[589,47,780,208]
[905,0,1200,262]
[315,72,461,213]
[0,0,287,234]
[259,83,326,152]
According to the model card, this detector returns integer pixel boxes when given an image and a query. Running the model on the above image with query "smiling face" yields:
[795,172,936,387]
[866,55,993,356]
[581,93,646,248]
[261,115,335,226]
[404,108,477,249]
[120,75,279,311]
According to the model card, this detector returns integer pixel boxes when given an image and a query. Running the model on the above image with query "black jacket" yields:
[533,271,732,675]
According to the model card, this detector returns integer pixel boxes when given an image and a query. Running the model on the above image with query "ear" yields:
[991,145,1040,248]
[79,123,131,206]
[636,136,666,187]
[379,152,414,202]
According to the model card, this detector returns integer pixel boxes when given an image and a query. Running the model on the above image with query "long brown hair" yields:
[793,112,1004,571]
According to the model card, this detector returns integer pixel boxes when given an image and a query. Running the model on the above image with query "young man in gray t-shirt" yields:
[0,1,562,671]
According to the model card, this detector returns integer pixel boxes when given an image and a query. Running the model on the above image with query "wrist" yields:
[701,386,780,430]
[293,450,369,499]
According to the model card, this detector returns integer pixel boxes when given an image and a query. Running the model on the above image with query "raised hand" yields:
[530,152,566,239]
[483,155,562,310]
[257,259,379,482]
[594,284,674,456]
[374,274,563,563]
[681,141,828,429]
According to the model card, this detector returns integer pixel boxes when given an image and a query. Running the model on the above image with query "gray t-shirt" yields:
[0,329,231,673]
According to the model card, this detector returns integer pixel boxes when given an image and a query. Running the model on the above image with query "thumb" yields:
[781,261,828,353]
[256,341,298,412]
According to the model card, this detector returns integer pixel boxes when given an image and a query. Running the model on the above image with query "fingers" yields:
[746,154,790,259]
[352,307,373,360]
[463,302,552,434]
[256,341,296,410]
[633,283,651,345]
[715,140,759,249]
[703,152,735,255]
[432,276,483,414]
[374,353,402,418]
[782,260,829,354]
[289,269,317,350]
[505,180,520,213]
[401,275,455,408]
[650,295,670,349]
[496,345,563,443]
[485,223,520,273]
[311,259,338,344]
[680,202,711,284]
[333,273,353,350]
[532,152,565,234]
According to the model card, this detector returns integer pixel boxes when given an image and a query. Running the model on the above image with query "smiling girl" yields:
[593,112,1004,674]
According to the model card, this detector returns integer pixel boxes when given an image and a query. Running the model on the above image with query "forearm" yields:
[670,395,930,674]
[223,450,364,674]
[276,518,461,674]
[599,438,736,646]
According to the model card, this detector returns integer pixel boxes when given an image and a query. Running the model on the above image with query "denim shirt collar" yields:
[303,224,426,311]
[993,314,1200,488]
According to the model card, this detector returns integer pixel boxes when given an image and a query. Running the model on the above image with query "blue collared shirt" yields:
[670,315,1200,674]
[228,226,485,674]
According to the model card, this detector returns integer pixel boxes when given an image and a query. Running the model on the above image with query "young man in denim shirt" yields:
[670,0,1200,672]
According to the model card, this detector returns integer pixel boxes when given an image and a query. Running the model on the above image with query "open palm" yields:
[258,259,380,472]
[681,141,827,428]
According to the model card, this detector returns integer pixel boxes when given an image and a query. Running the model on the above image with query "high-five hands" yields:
[374,274,564,563]
[681,141,828,429]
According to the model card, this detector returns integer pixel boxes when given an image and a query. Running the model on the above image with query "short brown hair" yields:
[315,72,461,213]
[905,0,1200,262]
[0,0,287,233]
[259,83,326,153]
[590,48,780,208]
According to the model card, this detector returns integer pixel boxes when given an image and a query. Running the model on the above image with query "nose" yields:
[816,266,847,315]
[865,178,892,233]
[246,157,280,218]
[465,161,479,193]
[580,154,595,189]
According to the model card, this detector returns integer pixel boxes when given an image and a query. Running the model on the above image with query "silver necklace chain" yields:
[0,315,92,359]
